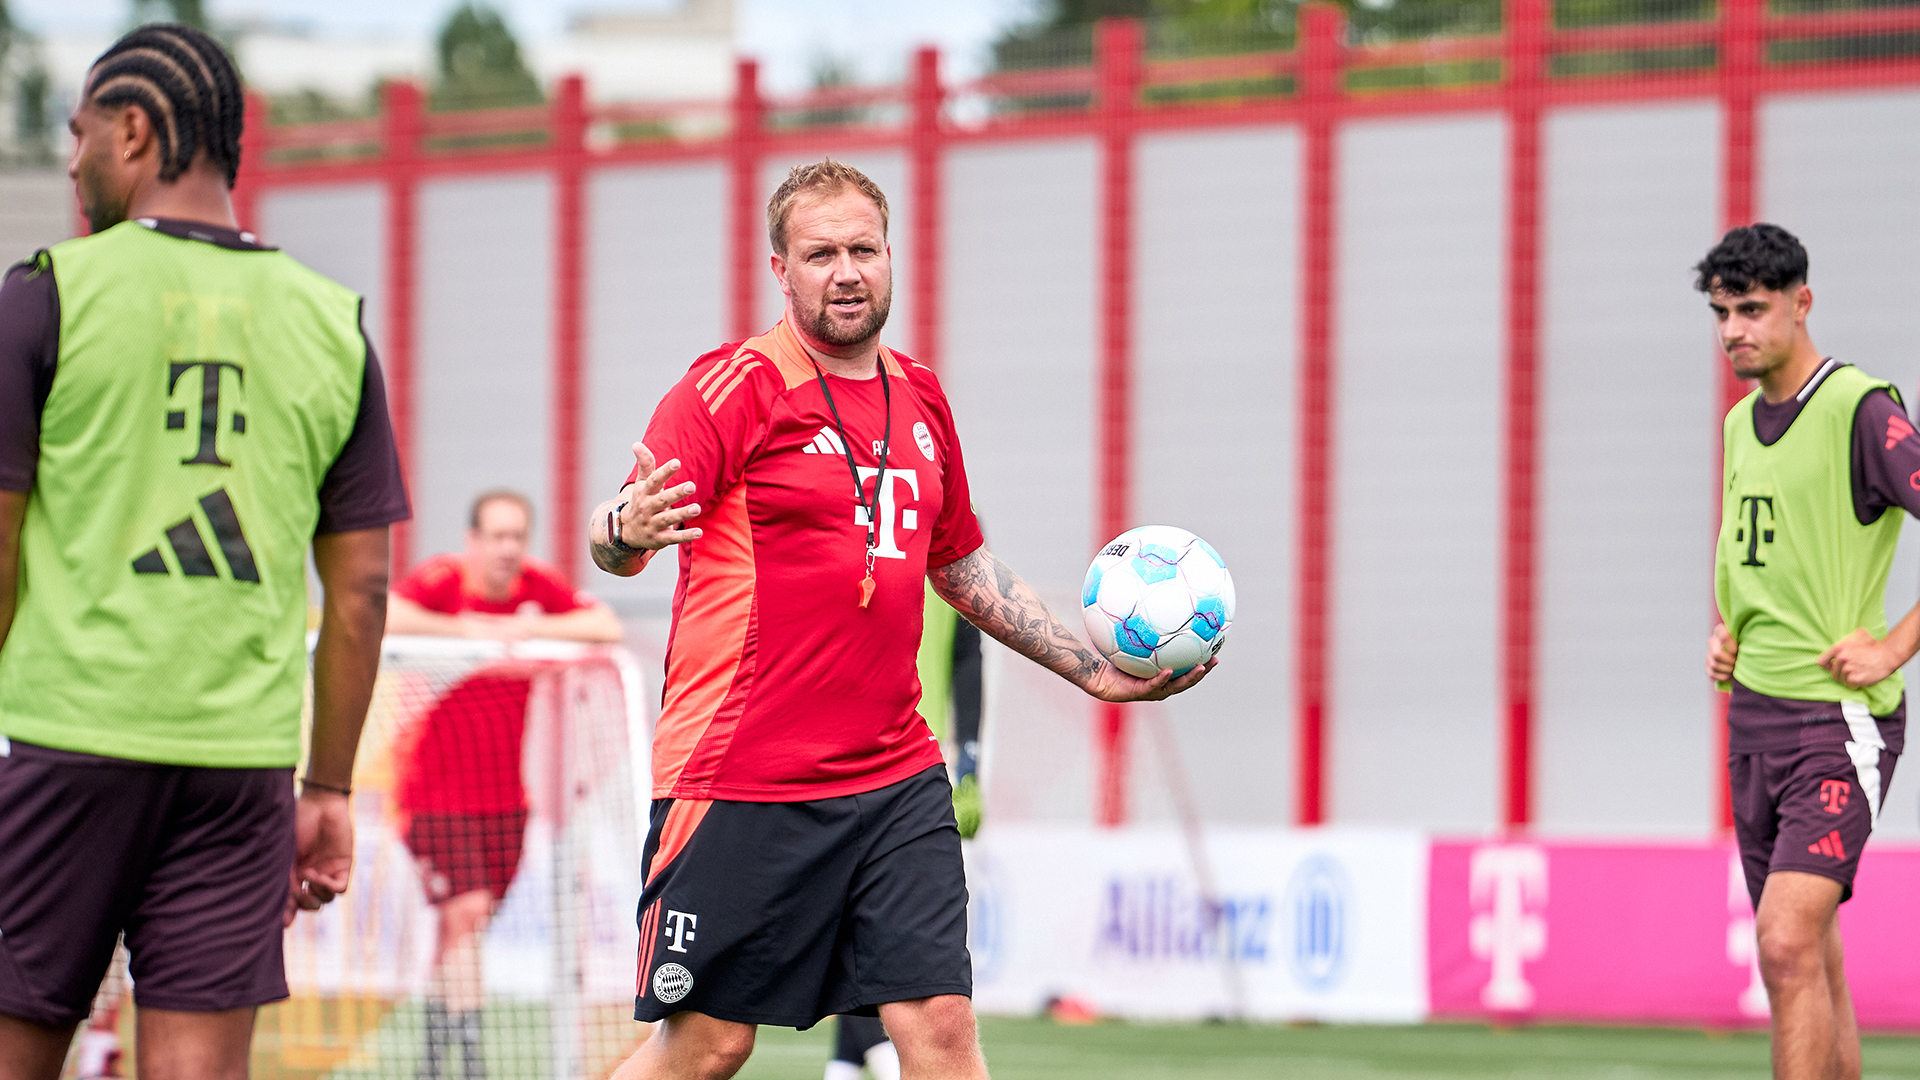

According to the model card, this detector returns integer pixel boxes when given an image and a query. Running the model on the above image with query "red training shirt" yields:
[631,319,984,802]
[391,554,594,815]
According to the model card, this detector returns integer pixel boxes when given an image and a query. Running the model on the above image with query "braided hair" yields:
[86,24,244,187]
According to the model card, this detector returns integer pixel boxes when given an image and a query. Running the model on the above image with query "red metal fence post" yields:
[1712,0,1763,833]
[909,47,944,370]
[383,80,424,576]
[1296,2,1344,827]
[1095,17,1144,829]
[1502,0,1547,832]
[232,93,267,238]
[552,75,588,582]
[730,61,764,343]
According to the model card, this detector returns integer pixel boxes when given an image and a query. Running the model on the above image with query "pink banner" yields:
[1429,840,1920,1028]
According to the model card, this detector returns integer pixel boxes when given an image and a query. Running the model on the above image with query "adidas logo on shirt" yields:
[800,427,848,455]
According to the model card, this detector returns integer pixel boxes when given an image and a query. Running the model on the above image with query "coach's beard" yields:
[803,288,892,348]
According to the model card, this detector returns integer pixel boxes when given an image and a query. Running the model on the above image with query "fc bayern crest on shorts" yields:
[652,962,694,1004]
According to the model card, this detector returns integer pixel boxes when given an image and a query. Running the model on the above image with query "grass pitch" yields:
[737,1017,1920,1080]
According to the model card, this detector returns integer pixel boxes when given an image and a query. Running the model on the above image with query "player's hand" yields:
[287,787,354,927]
[1707,622,1738,683]
[1819,628,1901,689]
[1085,658,1216,702]
[617,443,703,551]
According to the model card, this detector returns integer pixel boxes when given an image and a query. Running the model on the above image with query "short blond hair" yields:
[766,159,890,256]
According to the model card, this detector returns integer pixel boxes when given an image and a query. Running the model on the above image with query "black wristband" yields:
[301,776,352,796]
[607,502,641,553]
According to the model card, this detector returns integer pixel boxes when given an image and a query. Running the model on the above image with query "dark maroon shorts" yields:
[1731,742,1897,910]
[403,810,528,904]
[0,738,295,1027]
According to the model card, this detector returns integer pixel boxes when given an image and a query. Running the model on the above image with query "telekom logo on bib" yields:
[1468,845,1547,1011]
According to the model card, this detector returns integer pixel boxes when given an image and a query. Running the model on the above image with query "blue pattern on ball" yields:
[1191,597,1227,640]
[1082,566,1103,608]
[1130,544,1180,584]
[1116,614,1159,657]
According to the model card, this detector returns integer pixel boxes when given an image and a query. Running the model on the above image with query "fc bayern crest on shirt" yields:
[913,421,936,461]
[652,962,694,1003]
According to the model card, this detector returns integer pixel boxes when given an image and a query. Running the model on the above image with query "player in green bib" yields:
[0,25,407,1079]
[1701,224,1920,1080]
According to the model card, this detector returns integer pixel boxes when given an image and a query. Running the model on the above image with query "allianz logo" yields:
[1095,876,1271,965]
[1092,855,1353,994]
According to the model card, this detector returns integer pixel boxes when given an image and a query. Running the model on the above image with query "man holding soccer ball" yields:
[588,159,1212,1080]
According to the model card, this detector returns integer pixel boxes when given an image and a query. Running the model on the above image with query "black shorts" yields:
[632,765,970,1029]
[1731,739,1897,909]
[0,739,295,1027]
[403,810,529,904]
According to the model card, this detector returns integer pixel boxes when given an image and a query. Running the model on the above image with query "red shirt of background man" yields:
[630,318,984,803]
[390,554,593,815]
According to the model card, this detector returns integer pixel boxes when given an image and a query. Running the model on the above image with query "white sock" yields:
[864,1040,901,1080]
[823,1060,863,1080]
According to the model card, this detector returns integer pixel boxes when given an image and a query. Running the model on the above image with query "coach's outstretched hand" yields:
[591,443,704,576]
[1085,657,1217,702]
[287,788,353,926]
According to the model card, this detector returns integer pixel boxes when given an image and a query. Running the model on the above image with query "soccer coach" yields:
[589,160,1211,1080]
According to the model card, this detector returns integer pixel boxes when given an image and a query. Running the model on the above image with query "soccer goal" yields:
[257,636,652,1080]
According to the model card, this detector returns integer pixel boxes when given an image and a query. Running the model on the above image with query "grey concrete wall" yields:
[415,174,554,567]
[1535,103,1721,837]
[584,162,728,614]
[1330,114,1506,831]
[0,169,74,264]
[943,139,1099,822]
[1132,127,1300,825]
[258,184,388,359]
[1765,89,1920,839]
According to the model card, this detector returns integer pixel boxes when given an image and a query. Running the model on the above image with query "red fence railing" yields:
[229,0,1920,830]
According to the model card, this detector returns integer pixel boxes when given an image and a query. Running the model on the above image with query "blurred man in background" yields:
[388,490,619,1079]
[1703,223,1920,1080]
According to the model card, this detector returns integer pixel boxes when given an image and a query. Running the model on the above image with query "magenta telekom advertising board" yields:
[1427,841,1920,1028]
[965,828,1920,1026]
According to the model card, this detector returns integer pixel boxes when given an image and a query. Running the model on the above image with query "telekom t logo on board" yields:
[854,467,920,559]
[1468,844,1547,1011]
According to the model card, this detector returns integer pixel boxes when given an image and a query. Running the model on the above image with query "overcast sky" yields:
[10,0,1038,91]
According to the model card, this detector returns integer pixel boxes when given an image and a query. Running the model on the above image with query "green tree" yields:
[129,0,209,29]
[433,3,543,111]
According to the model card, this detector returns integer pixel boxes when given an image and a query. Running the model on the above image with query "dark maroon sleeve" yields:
[1850,389,1920,522]
[0,256,60,493]
[314,324,412,534]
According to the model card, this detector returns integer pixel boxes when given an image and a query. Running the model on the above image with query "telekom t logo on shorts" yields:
[663,910,698,953]
[1819,779,1850,814]
[1468,844,1547,1011]
[854,467,920,559]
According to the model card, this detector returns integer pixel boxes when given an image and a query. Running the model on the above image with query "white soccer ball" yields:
[1081,525,1234,679]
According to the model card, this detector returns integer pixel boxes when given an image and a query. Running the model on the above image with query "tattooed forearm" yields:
[930,547,1106,689]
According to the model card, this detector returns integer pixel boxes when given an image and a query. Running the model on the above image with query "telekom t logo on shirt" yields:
[854,467,920,559]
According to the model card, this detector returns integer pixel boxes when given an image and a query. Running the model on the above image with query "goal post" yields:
[262,636,652,1080]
